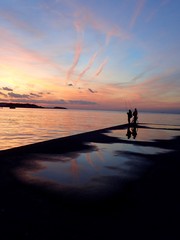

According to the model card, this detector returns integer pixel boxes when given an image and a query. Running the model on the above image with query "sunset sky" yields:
[0,0,179,112]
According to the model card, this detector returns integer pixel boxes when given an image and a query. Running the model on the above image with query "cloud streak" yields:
[0,91,7,97]
[0,9,42,37]
[94,58,108,77]
[66,39,83,84]
[77,49,99,83]
[8,92,30,99]
[0,26,65,73]
[129,0,146,29]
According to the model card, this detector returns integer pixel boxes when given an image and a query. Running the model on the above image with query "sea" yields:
[0,107,180,150]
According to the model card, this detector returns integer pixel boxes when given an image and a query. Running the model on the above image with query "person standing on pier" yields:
[133,108,138,124]
[127,109,132,124]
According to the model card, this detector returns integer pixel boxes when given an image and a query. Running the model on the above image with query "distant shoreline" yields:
[0,102,67,109]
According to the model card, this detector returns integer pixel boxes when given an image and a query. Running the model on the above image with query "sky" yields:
[0,0,180,112]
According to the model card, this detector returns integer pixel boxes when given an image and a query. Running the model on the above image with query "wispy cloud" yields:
[129,0,146,29]
[94,58,108,77]
[72,3,130,43]
[8,92,30,99]
[0,25,66,92]
[68,100,97,105]
[130,66,155,83]
[146,0,171,23]
[0,91,7,97]
[127,69,180,104]
[0,26,63,71]
[7,91,44,99]
[30,93,42,97]
[105,25,130,45]
[100,67,180,110]
[22,98,97,106]
[66,38,83,84]
[77,49,99,83]
[0,9,42,37]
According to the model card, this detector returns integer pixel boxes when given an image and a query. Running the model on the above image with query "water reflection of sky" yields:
[17,125,179,193]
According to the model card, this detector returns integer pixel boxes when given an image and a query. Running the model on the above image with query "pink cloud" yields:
[72,5,130,44]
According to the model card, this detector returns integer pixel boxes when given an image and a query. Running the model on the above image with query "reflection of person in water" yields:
[126,126,132,139]
[126,125,138,139]
[132,125,137,139]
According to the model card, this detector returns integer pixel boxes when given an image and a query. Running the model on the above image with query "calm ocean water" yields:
[0,108,180,150]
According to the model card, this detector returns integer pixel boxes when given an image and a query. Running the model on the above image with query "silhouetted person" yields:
[132,108,138,125]
[127,109,132,124]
